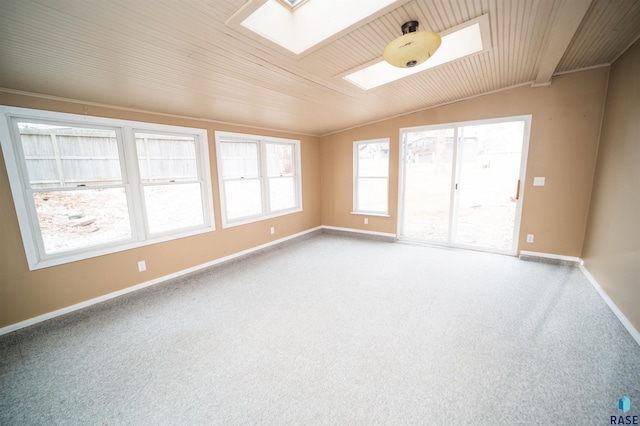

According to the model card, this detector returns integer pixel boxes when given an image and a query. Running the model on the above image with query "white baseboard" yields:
[579,264,640,347]
[0,226,322,336]
[519,250,582,263]
[322,225,397,239]
[5,229,637,350]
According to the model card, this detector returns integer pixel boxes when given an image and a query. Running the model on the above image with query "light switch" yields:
[533,177,545,186]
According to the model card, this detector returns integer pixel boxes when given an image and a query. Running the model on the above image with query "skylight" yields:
[344,15,491,90]
[276,0,307,10]
[230,0,401,55]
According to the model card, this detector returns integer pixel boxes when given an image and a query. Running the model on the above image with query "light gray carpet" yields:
[1,234,639,425]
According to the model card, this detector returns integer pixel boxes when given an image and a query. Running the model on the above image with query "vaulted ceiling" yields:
[1,0,639,136]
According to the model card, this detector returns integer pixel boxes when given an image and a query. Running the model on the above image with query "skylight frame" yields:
[226,0,413,57]
[275,0,309,11]
[341,14,492,90]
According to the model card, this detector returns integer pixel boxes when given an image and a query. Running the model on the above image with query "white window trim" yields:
[215,131,302,228]
[0,106,215,270]
[353,137,390,215]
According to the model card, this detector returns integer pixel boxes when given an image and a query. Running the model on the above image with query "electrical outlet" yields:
[533,177,545,186]
[364,217,368,225]
[270,226,275,235]
[526,234,534,243]
[138,260,146,272]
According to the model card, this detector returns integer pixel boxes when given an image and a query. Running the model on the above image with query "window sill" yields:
[221,207,303,229]
[350,212,391,218]
[28,225,216,270]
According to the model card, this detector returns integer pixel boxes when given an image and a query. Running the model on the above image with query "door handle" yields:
[515,179,521,200]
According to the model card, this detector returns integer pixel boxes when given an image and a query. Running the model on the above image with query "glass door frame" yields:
[397,115,532,256]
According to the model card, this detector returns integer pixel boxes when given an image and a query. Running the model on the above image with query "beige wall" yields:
[582,41,640,332]
[321,68,609,256]
[0,92,322,329]
[0,66,617,330]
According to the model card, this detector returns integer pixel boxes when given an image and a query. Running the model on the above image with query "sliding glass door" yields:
[399,116,530,255]
[401,126,455,243]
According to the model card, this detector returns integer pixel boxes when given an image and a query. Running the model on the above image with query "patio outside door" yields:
[399,116,530,255]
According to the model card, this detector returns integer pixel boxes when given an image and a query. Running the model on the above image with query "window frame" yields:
[0,106,215,270]
[133,130,208,236]
[353,138,390,216]
[214,131,302,228]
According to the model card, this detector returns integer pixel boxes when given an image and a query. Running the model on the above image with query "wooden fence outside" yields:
[20,128,197,188]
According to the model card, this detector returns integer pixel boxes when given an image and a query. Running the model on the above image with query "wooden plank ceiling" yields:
[1,0,639,136]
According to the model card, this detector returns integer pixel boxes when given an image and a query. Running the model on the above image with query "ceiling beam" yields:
[532,0,593,87]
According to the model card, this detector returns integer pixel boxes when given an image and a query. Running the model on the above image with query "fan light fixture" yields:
[382,21,441,68]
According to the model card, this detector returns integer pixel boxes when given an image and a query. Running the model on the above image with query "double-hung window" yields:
[353,138,390,215]
[215,131,302,227]
[0,106,214,270]
[135,132,206,234]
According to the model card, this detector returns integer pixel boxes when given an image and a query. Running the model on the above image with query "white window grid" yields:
[215,131,302,228]
[0,106,215,270]
[353,138,390,215]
